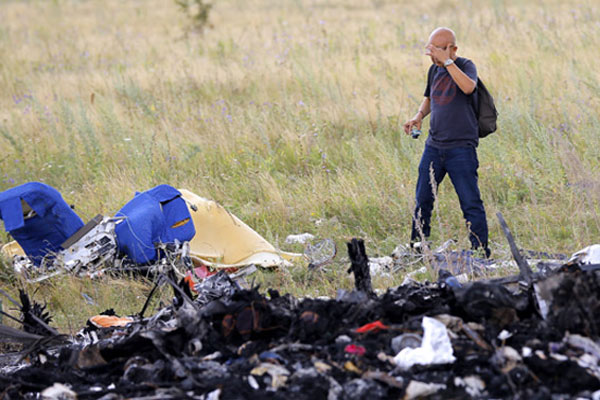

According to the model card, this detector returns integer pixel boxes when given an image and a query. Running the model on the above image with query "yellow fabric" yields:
[0,190,304,268]
[179,189,303,268]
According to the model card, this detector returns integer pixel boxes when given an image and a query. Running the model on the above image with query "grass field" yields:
[1,0,599,330]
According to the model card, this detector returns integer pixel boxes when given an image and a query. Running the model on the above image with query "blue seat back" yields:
[0,182,84,265]
[114,185,195,264]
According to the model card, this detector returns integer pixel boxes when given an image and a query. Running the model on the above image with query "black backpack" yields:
[474,78,498,138]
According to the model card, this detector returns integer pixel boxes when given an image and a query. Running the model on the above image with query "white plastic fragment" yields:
[577,353,598,370]
[550,353,568,362]
[454,376,486,397]
[284,233,315,244]
[393,316,456,370]
[248,375,260,390]
[568,244,600,265]
[369,256,394,277]
[205,388,221,400]
[497,330,512,341]
[498,346,522,362]
[335,335,352,345]
[404,380,446,400]
[522,347,532,358]
[41,383,77,400]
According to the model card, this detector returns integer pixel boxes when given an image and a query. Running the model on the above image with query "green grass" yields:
[1,0,599,331]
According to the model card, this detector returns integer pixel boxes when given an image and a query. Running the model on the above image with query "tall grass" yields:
[1,0,599,329]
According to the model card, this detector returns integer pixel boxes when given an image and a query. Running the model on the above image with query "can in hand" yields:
[411,127,422,139]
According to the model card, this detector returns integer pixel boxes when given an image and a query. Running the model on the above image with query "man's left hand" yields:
[426,44,451,65]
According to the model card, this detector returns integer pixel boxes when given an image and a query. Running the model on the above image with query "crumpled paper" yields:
[393,316,456,370]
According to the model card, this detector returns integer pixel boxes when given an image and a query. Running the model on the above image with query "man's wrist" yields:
[417,110,425,118]
[443,58,454,68]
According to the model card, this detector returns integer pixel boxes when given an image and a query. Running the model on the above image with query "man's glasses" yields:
[426,44,455,51]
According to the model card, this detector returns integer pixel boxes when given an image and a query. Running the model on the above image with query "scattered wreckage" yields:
[1,238,600,398]
[1,183,600,398]
[0,182,315,283]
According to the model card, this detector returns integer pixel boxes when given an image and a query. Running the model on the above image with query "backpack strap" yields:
[471,77,482,116]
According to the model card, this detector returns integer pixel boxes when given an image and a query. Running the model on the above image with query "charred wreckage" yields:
[1,183,600,399]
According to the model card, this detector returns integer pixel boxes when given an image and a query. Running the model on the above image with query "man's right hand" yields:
[403,115,422,135]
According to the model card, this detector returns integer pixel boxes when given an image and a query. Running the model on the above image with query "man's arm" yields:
[403,97,430,134]
[427,45,476,95]
[445,63,476,95]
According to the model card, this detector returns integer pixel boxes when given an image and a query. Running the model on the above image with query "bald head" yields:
[426,27,458,66]
[428,27,456,47]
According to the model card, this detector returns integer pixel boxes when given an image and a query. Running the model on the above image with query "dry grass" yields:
[1,0,599,330]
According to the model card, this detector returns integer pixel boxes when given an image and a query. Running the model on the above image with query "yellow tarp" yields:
[0,189,304,269]
[180,189,303,268]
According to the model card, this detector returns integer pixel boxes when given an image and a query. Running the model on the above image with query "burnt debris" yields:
[346,238,374,297]
[1,241,600,399]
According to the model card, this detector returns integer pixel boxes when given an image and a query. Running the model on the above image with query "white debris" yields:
[250,362,290,389]
[284,233,315,244]
[41,383,77,400]
[455,273,470,284]
[568,244,600,265]
[369,256,394,277]
[434,239,456,253]
[404,380,446,400]
[522,347,532,358]
[247,375,259,390]
[566,333,600,359]
[394,316,456,370]
[454,376,486,397]
[205,389,221,400]
[497,330,512,341]
[401,276,418,286]
[391,244,409,259]
[499,346,522,362]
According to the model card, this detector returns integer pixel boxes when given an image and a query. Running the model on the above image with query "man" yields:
[403,27,490,257]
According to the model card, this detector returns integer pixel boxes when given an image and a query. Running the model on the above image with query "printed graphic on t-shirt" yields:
[431,75,457,106]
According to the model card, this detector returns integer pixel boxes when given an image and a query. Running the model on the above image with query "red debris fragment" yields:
[355,320,389,333]
[184,272,196,292]
[344,344,366,356]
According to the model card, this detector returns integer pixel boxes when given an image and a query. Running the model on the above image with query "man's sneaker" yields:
[472,246,491,259]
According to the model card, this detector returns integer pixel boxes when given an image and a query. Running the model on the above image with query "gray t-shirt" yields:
[424,57,479,149]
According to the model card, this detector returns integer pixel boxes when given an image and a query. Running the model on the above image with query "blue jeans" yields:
[411,145,488,250]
